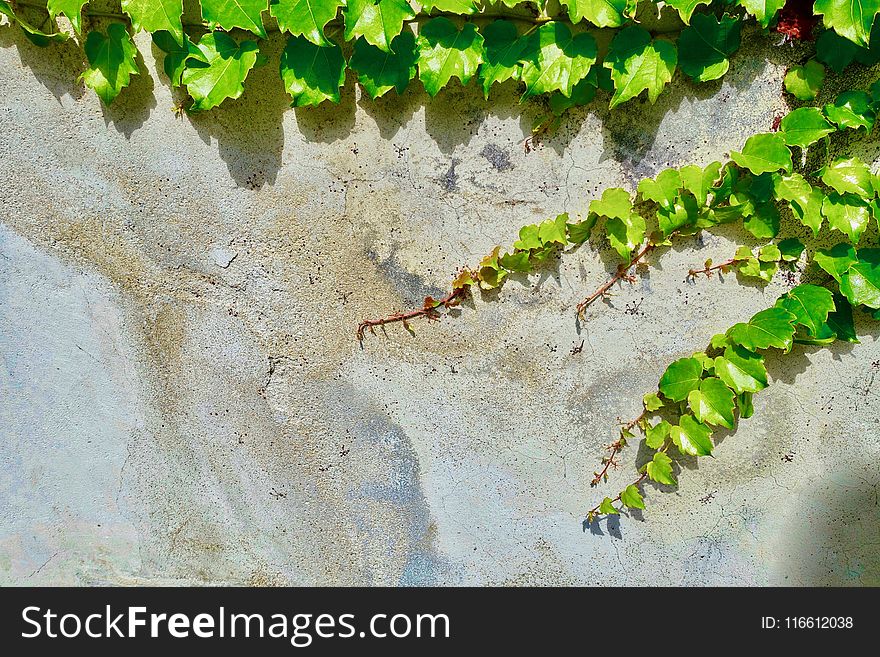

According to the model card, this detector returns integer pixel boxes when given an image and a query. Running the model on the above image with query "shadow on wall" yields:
[0,17,825,191]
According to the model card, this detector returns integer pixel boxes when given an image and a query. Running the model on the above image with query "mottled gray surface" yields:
[1,21,879,586]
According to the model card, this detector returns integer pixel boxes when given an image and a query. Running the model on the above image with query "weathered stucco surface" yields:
[1,21,879,586]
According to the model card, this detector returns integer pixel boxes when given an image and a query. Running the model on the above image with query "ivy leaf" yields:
[678,13,741,83]
[825,294,860,343]
[605,26,677,109]
[80,24,139,106]
[643,391,664,412]
[714,345,768,394]
[814,0,880,47]
[784,59,825,100]
[479,20,528,98]
[0,0,68,46]
[513,224,542,251]
[657,193,700,236]
[271,0,344,45]
[560,0,632,27]
[498,251,530,272]
[646,452,676,485]
[477,246,507,289]
[727,307,797,351]
[659,356,703,402]
[598,497,619,515]
[815,243,858,284]
[680,161,722,206]
[153,30,199,86]
[638,168,681,211]
[120,0,183,45]
[822,193,871,243]
[350,32,418,99]
[280,35,345,107]
[736,0,786,28]
[738,255,778,282]
[815,27,863,71]
[539,214,569,246]
[670,415,714,455]
[590,187,632,219]
[776,284,836,337]
[743,202,780,239]
[182,31,261,111]
[824,91,876,131]
[820,157,875,196]
[780,107,836,149]
[567,215,596,244]
[47,0,87,34]
[664,0,711,23]
[758,244,781,262]
[549,76,598,115]
[645,419,671,449]
[588,188,642,257]
[343,0,413,53]
[730,133,793,175]
[840,249,880,309]
[772,172,824,235]
[417,18,484,97]
[420,0,477,13]
[519,22,597,100]
[738,392,754,418]
[778,238,805,262]
[201,0,268,39]
[621,484,646,510]
[688,377,736,429]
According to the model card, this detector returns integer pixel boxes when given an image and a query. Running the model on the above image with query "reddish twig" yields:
[577,243,655,317]
[587,442,670,519]
[590,411,646,487]
[687,257,745,279]
[357,286,469,341]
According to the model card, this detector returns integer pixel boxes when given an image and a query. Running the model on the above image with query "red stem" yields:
[687,257,745,279]
[357,286,468,341]
[577,243,655,316]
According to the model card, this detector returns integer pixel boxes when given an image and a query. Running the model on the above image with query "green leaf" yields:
[681,162,722,206]
[670,415,714,455]
[779,107,837,148]
[270,0,344,44]
[645,419,671,448]
[738,392,754,418]
[513,224,542,251]
[772,172,824,235]
[822,193,871,243]
[820,157,875,197]
[280,35,346,107]
[477,246,507,289]
[620,484,646,510]
[201,0,268,39]
[659,356,703,402]
[479,20,528,98]
[567,215,596,244]
[727,307,797,351]
[814,0,880,47]
[598,497,619,515]
[606,213,646,259]
[678,13,741,83]
[80,24,139,106]
[560,0,631,27]
[664,0,711,23]
[605,26,677,109]
[646,452,676,485]
[757,244,781,263]
[687,378,736,429]
[657,193,700,236]
[153,30,199,86]
[0,0,68,46]
[730,133,793,175]
[840,249,880,308]
[824,91,877,131]
[498,250,530,272]
[784,59,825,100]
[816,27,863,72]
[643,391,664,412]
[343,0,413,52]
[736,0,786,28]
[417,18,484,97]
[743,202,780,239]
[519,22,597,100]
[539,214,569,246]
[776,284,836,337]
[590,187,632,219]
[182,31,261,111]
[121,0,183,45]
[738,256,778,282]
[350,32,418,98]
[714,345,768,394]
[778,238,805,262]
[825,294,860,342]
[47,0,87,34]
[638,168,681,211]
[420,0,476,13]
[815,243,858,284]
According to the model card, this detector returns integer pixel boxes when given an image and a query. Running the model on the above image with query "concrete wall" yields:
[1,20,879,586]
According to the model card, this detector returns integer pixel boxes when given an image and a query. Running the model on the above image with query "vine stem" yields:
[576,243,655,317]
[357,286,468,341]
[687,256,746,279]
[587,443,669,518]
[590,410,646,487]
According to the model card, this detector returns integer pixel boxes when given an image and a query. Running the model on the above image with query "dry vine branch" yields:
[357,286,469,341]
[590,410,646,487]
[687,256,747,279]
[576,243,655,317]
